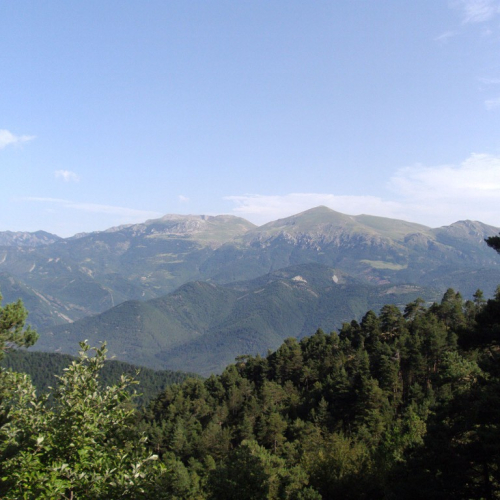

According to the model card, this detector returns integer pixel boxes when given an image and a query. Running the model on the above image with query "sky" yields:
[2,0,500,237]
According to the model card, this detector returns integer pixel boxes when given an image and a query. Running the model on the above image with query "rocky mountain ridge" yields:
[0,230,61,247]
[0,206,498,332]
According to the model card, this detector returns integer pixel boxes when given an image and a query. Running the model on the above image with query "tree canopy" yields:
[0,292,167,499]
[139,287,500,499]
[1,286,500,498]
[486,233,500,254]
[0,293,38,362]
[0,342,168,499]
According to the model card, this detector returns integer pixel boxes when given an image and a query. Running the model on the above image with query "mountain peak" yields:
[0,230,62,247]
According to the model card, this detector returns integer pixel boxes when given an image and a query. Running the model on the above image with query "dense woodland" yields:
[0,237,499,498]
[1,350,196,406]
[138,286,500,499]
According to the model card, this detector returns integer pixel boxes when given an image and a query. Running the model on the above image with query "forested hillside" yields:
[1,350,195,406]
[35,263,439,374]
[137,286,500,499]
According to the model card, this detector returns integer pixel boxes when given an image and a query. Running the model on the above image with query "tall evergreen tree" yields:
[485,234,500,253]
[0,293,38,362]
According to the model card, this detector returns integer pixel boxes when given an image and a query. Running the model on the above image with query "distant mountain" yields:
[0,272,70,328]
[202,207,500,291]
[1,206,499,333]
[0,230,61,247]
[35,263,439,375]
[0,214,256,328]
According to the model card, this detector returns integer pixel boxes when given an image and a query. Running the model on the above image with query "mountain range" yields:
[2,206,500,374]
[35,263,438,375]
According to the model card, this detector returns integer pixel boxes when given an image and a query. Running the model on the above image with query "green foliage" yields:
[208,440,312,500]
[139,286,500,499]
[3,282,500,498]
[0,292,38,362]
[0,342,166,499]
[486,233,500,253]
[1,349,196,406]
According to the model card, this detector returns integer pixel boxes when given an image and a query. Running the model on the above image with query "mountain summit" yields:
[0,207,499,335]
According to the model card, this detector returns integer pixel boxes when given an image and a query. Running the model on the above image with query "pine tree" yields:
[0,293,38,362]
[485,234,500,253]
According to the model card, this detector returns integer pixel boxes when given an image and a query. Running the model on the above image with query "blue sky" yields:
[2,0,500,236]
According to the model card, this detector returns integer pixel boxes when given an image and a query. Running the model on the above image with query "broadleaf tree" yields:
[0,340,167,499]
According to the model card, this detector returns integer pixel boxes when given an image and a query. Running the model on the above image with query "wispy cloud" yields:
[434,30,458,42]
[478,77,500,84]
[441,1,500,43]
[389,153,500,196]
[225,194,402,225]
[25,197,163,219]
[55,170,80,182]
[387,153,500,225]
[225,154,500,228]
[484,97,500,109]
[453,0,500,24]
[0,129,35,150]
[178,195,190,203]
